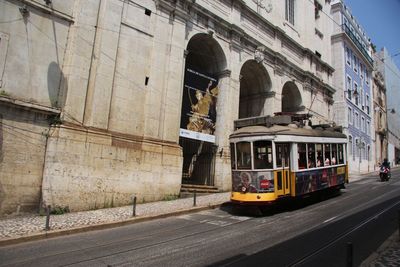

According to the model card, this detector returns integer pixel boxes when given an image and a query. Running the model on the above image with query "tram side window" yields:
[237,142,252,169]
[230,143,236,169]
[276,144,290,168]
[298,143,307,169]
[253,141,273,169]
[324,144,331,165]
[331,144,338,165]
[338,144,344,164]
[307,143,316,168]
[316,144,323,167]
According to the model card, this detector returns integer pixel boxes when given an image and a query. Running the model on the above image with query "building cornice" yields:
[0,96,61,115]
[331,32,374,69]
[156,0,335,94]
[20,0,74,23]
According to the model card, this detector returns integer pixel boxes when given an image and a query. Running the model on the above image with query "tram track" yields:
[3,211,259,267]
[288,197,400,266]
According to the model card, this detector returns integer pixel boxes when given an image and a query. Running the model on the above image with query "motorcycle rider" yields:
[381,158,391,170]
[380,158,391,181]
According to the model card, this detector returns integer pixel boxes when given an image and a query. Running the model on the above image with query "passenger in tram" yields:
[331,156,336,165]
[325,158,330,166]
[316,153,323,167]
[308,157,315,168]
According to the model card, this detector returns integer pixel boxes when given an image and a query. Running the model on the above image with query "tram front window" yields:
[253,141,273,169]
[237,142,252,169]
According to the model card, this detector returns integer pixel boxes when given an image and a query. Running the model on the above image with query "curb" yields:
[0,203,223,247]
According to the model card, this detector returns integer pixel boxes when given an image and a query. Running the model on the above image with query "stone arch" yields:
[281,81,303,113]
[185,33,227,73]
[239,60,272,118]
[179,33,227,186]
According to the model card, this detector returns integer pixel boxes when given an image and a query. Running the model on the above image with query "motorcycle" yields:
[379,166,391,182]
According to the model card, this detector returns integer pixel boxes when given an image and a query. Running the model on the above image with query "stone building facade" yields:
[376,48,400,166]
[372,55,388,168]
[331,0,375,174]
[0,0,336,215]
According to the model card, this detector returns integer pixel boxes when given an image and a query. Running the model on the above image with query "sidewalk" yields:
[0,192,231,246]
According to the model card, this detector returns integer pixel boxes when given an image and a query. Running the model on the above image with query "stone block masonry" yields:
[41,125,183,212]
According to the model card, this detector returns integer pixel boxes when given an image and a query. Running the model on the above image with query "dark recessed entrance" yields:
[179,33,226,186]
[239,60,272,119]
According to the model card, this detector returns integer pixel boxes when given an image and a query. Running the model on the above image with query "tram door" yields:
[275,143,290,196]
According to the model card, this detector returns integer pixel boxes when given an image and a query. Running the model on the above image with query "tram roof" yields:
[230,124,347,139]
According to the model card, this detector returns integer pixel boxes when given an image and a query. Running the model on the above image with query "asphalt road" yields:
[1,169,400,267]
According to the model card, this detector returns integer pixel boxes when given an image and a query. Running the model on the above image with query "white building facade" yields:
[0,0,336,215]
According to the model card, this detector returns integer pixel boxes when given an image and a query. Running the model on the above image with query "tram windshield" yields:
[236,142,251,169]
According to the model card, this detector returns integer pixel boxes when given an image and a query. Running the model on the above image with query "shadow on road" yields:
[219,189,343,217]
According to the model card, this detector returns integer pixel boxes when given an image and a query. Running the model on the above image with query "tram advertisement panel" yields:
[295,167,346,195]
[179,68,219,143]
[232,171,274,193]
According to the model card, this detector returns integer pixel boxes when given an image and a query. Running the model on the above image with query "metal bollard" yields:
[45,205,51,231]
[346,242,353,267]
[193,190,197,207]
[132,196,137,217]
[398,210,400,239]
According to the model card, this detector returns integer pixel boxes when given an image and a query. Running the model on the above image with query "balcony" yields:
[342,24,373,65]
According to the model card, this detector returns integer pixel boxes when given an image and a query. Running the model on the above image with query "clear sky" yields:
[344,0,400,69]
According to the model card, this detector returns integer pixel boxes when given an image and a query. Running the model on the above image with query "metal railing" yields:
[342,24,373,65]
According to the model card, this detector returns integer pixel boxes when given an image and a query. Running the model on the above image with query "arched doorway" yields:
[282,81,303,112]
[179,33,226,186]
[239,60,272,118]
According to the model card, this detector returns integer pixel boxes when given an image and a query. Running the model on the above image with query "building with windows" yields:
[372,53,388,168]
[376,48,400,166]
[0,0,336,215]
[330,0,374,173]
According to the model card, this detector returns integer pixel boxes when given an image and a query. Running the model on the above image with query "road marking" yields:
[323,216,338,223]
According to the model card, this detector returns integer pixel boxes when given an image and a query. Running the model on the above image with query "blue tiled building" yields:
[331,0,374,173]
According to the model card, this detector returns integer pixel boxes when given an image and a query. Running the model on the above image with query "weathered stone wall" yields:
[42,125,182,211]
[0,101,50,215]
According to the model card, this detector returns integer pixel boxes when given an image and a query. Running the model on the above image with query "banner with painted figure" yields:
[179,68,219,143]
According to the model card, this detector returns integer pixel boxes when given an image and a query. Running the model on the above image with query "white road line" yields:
[323,216,338,223]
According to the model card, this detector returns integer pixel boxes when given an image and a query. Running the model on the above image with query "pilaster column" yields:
[83,0,124,129]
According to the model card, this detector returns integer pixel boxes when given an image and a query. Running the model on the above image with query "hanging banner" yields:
[179,68,219,143]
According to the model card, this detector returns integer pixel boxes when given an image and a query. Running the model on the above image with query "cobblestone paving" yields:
[0,192,230,239]
[362,232,400,267]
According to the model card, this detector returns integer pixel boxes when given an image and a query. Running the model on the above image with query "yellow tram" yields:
[230,115,348,205]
